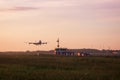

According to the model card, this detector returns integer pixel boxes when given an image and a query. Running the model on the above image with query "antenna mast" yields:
[57,38,60,48]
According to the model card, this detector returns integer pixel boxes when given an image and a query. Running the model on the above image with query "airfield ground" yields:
[0,54,120,80]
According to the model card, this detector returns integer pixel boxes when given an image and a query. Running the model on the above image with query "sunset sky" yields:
[0,0,120,51]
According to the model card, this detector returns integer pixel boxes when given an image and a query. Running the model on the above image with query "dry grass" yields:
[0,54,120,80]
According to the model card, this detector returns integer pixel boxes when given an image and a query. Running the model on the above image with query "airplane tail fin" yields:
[39,40,42,43]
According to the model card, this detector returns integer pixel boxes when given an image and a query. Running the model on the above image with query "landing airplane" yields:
[28,40,47,45]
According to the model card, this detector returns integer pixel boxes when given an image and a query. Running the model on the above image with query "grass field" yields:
[0,54,120,80]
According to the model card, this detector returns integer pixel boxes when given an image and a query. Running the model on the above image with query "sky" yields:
[0,0,120,51]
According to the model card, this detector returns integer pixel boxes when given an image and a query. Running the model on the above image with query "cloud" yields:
[0,6,39,12]
[8,6,38,11]
[93,0,120,10]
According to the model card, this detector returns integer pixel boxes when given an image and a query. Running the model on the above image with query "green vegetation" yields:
[0,54,120,80]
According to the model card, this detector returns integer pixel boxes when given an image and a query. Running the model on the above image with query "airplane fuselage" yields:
[29,41,47,45]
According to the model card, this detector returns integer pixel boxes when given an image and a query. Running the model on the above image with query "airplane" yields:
[28,40,47,45]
